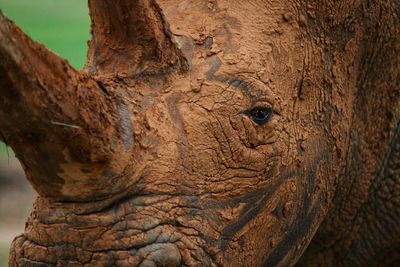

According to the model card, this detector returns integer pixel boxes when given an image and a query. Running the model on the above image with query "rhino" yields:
[0,0,399,266]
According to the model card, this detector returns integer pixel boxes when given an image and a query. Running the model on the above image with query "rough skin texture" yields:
[0,0,399,266]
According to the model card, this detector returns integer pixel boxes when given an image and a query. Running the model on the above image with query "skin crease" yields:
[144,2,332,266]
[0,0,399,266]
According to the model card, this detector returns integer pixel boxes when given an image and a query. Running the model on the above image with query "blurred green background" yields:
[0,0,90,264]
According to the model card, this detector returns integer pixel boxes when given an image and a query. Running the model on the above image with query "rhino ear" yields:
[86,0,188,77]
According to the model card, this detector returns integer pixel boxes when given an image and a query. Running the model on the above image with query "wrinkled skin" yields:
[0,0,399,266]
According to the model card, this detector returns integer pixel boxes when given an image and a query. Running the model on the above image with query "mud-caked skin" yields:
[0,0,399,266]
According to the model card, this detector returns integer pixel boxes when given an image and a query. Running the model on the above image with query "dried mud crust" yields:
[9,196,216,266]
[1,0,399,266]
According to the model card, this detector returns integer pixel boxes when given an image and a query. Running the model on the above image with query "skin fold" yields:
[0,0,398,266]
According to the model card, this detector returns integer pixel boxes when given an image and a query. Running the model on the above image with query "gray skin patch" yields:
[102,169,118,180]
[117,96,134,152]
[139,243,182,267]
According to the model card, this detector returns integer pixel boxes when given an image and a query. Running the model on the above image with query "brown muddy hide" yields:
[2,0,399,266]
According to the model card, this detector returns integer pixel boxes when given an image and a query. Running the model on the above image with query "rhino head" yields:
[1,0,399,266]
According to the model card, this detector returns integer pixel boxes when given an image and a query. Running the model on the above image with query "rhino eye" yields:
[247,108,272,126]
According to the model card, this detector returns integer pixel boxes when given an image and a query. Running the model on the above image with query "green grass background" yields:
[0,243,8,267]
[0,0,90,264]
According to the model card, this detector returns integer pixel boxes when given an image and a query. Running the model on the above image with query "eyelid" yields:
[227,76,280,115]
[252,99,281,116]
[251,100,273,110]
[236,101,274,117]
[237,79,277,111]
[240,106,273,117]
